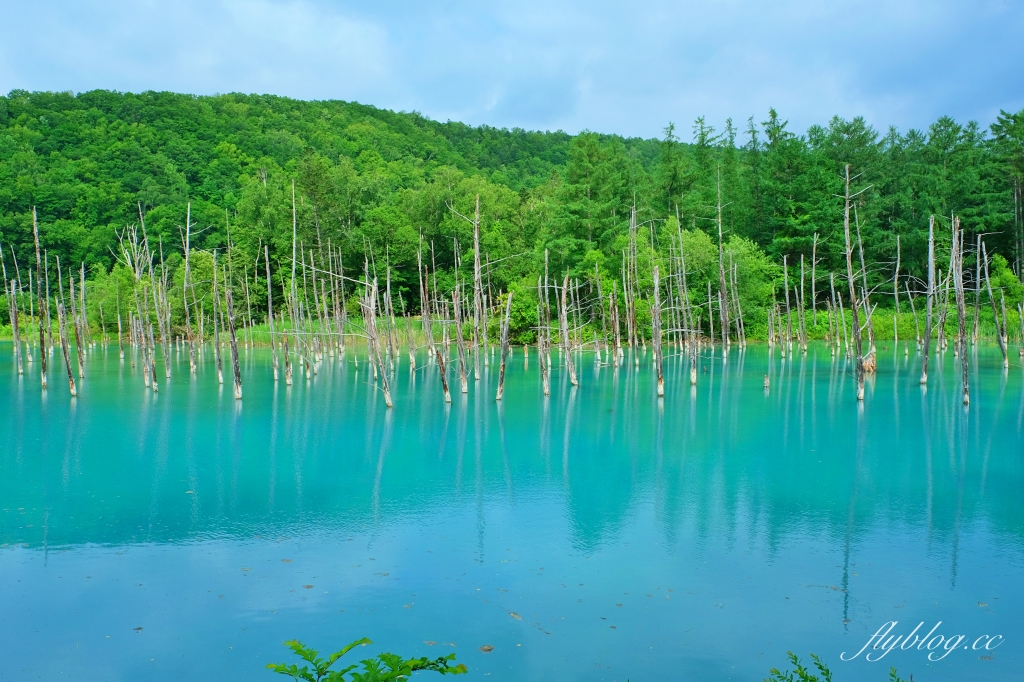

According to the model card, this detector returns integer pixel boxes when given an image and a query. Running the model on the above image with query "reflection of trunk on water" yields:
[562,385,577,491]
[475,385,485,564]
[184,380,200,528]
[497,401,514,505]
[654,394,665,521]
[980,375,1008,496]
[950,398,969,589]
[540,391,551,477]
[841,390,867,630]
[796,351,806,446]
[267,383,278,513]
[61,393,78,490]
[372,409,393,527]
[437,400,450,461]
[455,393,467,494]
[921,385,934,544]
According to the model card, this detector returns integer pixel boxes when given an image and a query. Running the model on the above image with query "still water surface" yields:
[1,342,1022,681]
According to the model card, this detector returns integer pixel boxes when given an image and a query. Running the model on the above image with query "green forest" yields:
[1,88,1024,342]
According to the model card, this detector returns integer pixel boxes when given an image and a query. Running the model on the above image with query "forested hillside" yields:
[1,89,1023,335]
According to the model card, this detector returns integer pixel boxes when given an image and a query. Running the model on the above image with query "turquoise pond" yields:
[1,341,1022,681]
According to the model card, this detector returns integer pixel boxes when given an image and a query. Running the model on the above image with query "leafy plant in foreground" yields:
[268,638,468,682]
[765,652,910,682]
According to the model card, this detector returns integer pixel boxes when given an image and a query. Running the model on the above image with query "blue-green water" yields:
[1,341,1022,681]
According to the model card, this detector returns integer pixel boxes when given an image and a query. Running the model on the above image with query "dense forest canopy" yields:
[1,89,1023,323]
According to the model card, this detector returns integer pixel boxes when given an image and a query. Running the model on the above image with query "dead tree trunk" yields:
[842,165,866,400]
[69,275,85,379]
[906,280,920,347]
[265,245,279,381]
[57,302,76,396]
[7,279,22,375]
[716,166,730,357]
[213,253,224,384]
[981,241,1009,368]
[559,275,578,386]
[972,234,982,343]
[32,208,47,387]
[799,254,807,351]
[921,216,936,384]
[537,294,550,396]
[472,195,483,380]
[496,291,513,400]
[952,217,969,404]
[452,286,469,394]
[782,256,793,352]
[611,281,621,362]
[362,279,393,407]
[224,269,242,400]
[811,233,819,327]
[652,265,664,397]
[183,203,197,374]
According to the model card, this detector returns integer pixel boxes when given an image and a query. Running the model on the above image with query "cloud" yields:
[1,0,1022,139]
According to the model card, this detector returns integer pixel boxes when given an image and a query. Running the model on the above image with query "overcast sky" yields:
[1,0,1021,139]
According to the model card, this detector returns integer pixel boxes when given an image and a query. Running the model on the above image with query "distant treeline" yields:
[1,89,1023,331]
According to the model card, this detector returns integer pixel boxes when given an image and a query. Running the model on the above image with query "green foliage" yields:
[267,638,467,682]
[765,652,908,682]
[2,89,1022,340]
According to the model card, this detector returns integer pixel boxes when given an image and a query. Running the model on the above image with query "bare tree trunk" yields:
[7,280,23,375]
[952,217,969,404]
[283,279,293,385]
[707,281,714,347]
[842,165,865,400]
[972,234,981,343]
[80,262,89,348]
[362,278,392,407]
[852,224,874,366]
[559,275,578,386]
[811,233,818,327]
[829,273,838,355]
[213,252,224,384]
[401,296,415,370]
[452,286,469,394]
[921,216,936,383]
[44,252,53,350]
[799,254,807,350]
[32,208,47,387]
[537,293,550,396]
[183,203,197,374]
[595,262,606,358]
[893,235,901,344]
[496,291,513,400]
[69,275,85,379]
[224,268,243,400]
[981,241,1009,368]
[906,280,920,347]
[434,339,452,403]
[147,245,170,380]
[147,322,158,393]
[783,256,793,352]
[338,248,348,354]
[611,281,621,362]
[472,195,483,380]
[731,261,745,346]
[244,266,254,350]
[652,266,664,397]
[716,166,729,357]
[418,241,433,356]
[116,286,124,360]
[265,245,278,381]
[57,302,76,396]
